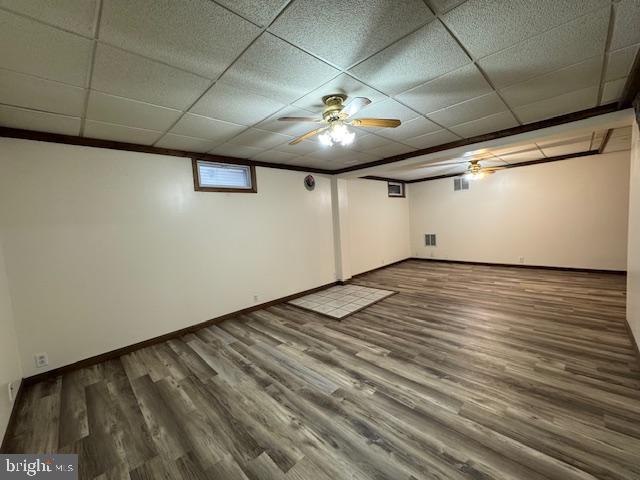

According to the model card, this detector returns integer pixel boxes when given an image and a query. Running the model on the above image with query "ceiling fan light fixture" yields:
[319,122,355,147]
[464,171,485,181]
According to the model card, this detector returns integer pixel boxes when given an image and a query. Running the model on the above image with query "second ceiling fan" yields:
[277,94,401,146]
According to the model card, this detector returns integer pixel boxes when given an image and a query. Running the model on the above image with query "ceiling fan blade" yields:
[342,97,371,117]
[483,166,508,171]
[350,118,401,128]
[289,127,327,145]
[277,116,322,123]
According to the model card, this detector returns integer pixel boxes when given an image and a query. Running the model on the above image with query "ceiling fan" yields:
[277,94,401,146]
[422,158,507,180]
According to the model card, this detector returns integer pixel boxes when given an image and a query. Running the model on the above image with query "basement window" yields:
[193,159,257,193]
[388,181,405,198]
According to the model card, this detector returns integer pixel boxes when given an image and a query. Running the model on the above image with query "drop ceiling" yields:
[383,125,633,181]
[0,0,638,171]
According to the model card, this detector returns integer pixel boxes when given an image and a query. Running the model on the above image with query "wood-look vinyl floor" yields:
[4,260,640,480]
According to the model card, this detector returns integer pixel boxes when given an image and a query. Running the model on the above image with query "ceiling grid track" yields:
[78,0,103,136]
[596,3,617,106]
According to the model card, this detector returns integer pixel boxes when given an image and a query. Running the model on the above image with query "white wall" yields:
[0,138,336,377]
[627,116,640,345]
[409,151,630,270]
[346,179,411,276]
[0,234,22,441]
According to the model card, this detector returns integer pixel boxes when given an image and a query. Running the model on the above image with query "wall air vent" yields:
[425,234,437,246]
[454,177,469,191]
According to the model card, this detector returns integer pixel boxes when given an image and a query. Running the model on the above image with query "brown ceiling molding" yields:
[619,47,640,109]
[0,126,335,175]
[361,175,406,183]
[334,103,619,174]
[404,150,600,184]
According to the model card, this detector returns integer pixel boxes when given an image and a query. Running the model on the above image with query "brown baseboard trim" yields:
[0,379,24,454]
[22,280,338,386]
[624,320,640,369]
[349,258,412,279]
[410,257,627,275]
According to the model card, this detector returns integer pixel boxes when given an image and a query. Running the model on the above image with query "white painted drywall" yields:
[346,179,411,276]
[627,117,640,345]
[409,151,630,270]
[0,234,22,441]
[0,138,336,377]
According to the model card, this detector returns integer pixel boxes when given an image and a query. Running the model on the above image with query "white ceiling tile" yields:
[601,78,627,104]
[269,0,433,68]
[499,56,602,108]
[376,116,440,141]
[480,9,609,89]
[0,68,85,116]
[228,128,292,149]
[293,74,386,111]
[352,99,420,130]
[449,110,519,138]
[0,0,98,36]
[100,0,260,79]
[208,143,264,158]
[428,92,509,127]
[250,150,302,163]
[496,149,543,163]
[603,126,632,153]
[363,142,414,158]
[304,146,362,161]
[273,139,321,155]
[222,33,339,103]
[170,113,246,143]
[424,0,467,14]
[349,21,469,95]
[442,0,609,59]
[353,134,394,151]
[0,104,80,135]
[92,44,211,110]
[215,0,288,26]
[0,10,92,86]
[347,151,384,164]
[254,106,322,137]
[84,120,162,145]
[404,129,461,149]
[491,143,540,156]
[154,133,220,153]
[513,86,598,124]
[605,44,639,81]
[87,91,182,131]
[591,130,607,150]
[190,82,286,127]
[396,63,492,115]
[537,135,592,157]
[610,0,640,50]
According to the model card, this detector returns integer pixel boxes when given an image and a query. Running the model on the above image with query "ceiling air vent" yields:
[425,234,437,246]
[454,177,469,191]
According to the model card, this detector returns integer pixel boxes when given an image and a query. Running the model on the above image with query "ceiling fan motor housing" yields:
[322,94,347,122]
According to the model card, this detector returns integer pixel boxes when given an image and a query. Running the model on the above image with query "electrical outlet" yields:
[8,381,17,403]
[253,295,259,303]
[34,352,48,368]
[519,256,525,264]
[430,251,434,258]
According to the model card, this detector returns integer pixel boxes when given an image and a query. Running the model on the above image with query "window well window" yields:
[193,159,256,193]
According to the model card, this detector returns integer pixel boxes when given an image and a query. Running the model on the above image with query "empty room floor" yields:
[3,260,639,480]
